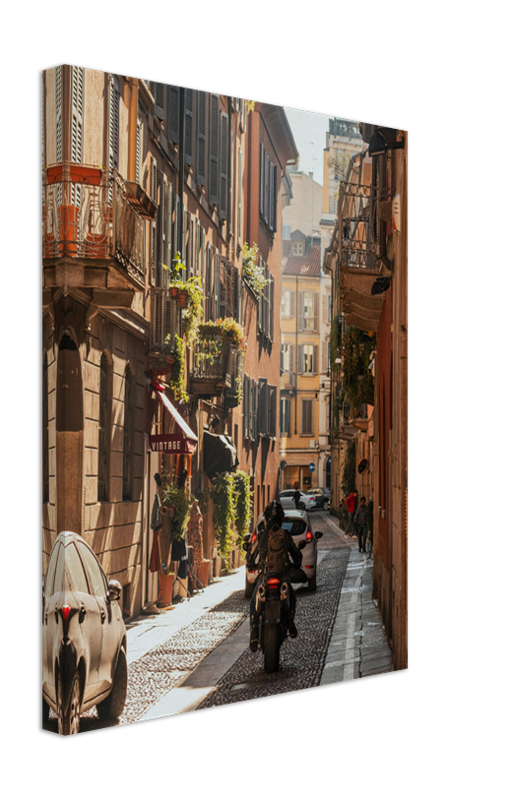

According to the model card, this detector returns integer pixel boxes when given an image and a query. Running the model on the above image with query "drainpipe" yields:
[178,88,185,255]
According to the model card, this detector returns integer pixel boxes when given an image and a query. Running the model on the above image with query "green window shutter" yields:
[154,82,166,120]
[167,86,180,144]
[196,91,206,185]
[219,111,228,219]
[184,89,194,166]
[208,94,219,205]
[272,163,278,232]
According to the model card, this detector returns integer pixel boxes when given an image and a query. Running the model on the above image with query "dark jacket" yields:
[257,523,302,575]
[354,504,368,526]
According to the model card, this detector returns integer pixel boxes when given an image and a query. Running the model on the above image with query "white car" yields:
[279,489,317,511]
[244,509,323,597]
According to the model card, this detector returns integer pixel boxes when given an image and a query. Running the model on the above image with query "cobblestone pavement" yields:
[197,546,351,709]
[44,512,392,733]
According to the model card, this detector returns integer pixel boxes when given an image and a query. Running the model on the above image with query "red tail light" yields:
[61,604,71,623]
[267,578,280,588]
[305,565,313,569]
[310,497,315,501]
[306,529,312,541]
[251,531,257,543]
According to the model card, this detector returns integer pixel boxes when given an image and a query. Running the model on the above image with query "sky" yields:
[284,106,330,186]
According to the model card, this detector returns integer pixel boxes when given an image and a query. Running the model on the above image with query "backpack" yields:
[266,527,290,573]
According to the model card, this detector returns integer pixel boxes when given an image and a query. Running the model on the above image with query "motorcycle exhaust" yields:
[255,583,266,613]
[280,582,289,601]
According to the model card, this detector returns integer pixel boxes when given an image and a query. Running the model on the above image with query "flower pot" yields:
[159,572,174,605]
[169,286,179,298]
[177,292,189,309]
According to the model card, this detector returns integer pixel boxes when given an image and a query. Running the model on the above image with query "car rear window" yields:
[44,543,60,596]
[282,519,307,536]
[64,544,90,595]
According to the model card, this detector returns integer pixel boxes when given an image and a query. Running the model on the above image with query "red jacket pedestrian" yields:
[346,491,357,514]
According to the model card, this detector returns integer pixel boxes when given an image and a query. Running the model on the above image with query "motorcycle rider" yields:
[248,501,303,653]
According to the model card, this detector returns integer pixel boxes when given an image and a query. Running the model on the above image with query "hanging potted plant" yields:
[166,252,185,298]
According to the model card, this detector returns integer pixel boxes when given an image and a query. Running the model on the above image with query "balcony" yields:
[43,163,154,293]
[190,333,235,398]
[338,181,394,333]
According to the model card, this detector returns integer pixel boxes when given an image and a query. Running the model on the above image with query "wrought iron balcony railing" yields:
[190,333,235,397]
[339,182,394,270]
[42,163,150,287]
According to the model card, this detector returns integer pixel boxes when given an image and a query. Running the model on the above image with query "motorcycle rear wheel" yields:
[264,625,281,673]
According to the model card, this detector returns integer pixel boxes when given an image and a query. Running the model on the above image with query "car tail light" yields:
[61,604,71,623]
[250,531,257,543]
[310,497,315,501]
[267,578,280,587]
[248,569,258,574]
[306,529,312,541]
[305,565,313,569]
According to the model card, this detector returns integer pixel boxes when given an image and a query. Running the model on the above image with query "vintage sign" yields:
[148,433,197,455]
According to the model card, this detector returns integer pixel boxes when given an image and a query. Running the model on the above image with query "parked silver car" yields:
[279,489,317,511]
[244,509,323,596]
[42,531,127,735]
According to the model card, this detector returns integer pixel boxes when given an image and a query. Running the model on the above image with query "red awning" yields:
[150,382,198,455]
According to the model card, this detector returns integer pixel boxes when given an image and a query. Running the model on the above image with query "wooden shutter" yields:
[195,218,200,276]
[197,91,206,185]
[298,292,304,331]
[157,172,166,285]
[167,86,180,144]
[313,293,319,332]
[297,344,303,374]
[322,341,329,374]
[154,82,166,120]
[289,344,294,375]
[219,111,228,219]
[136,119,143,183]
[201,227,206,278]
[150,222,156,286]
[55,66,63,162]
[290,290,296,318]
[269,386,277,437]
[322,294,329,326]
[213,250,220,319]
[269,162,274,231]
[71,67,84,164]
[243,374,250,439]
[313,345,319,375]
[184,89,194,166]
[272,163,278,232]
[174,194,180,260]
[188,215,194,276]
[237,148,242,242]
[166,182,173,278]
[208,94,219,205]
[259,381,269,436]
[151,159,157,202]
[108,75,119,171]
[181,203,187,269]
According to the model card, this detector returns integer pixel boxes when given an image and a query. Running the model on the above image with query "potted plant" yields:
[166,252,185,298]
[159,571,174,605]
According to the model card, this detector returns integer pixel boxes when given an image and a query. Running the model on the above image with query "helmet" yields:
[263,501,284,529]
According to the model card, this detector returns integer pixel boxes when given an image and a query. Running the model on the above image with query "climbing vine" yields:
[233,470,253,543]
[210,472,238,568]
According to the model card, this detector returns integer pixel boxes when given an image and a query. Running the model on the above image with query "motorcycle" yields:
[246,538,307,673]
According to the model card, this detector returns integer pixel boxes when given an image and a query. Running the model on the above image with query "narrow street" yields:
[44,512,392,733]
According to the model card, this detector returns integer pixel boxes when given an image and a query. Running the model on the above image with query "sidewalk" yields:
[320,516,394,684]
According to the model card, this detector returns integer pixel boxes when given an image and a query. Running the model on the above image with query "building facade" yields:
[325,123,408,670]
[42,66,298,618]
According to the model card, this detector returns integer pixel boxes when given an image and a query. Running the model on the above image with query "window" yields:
[281,343,293,374]
[136,118,143,184]
[77,543,107,598]
[302,344,315,375]
[43,355,49,502]
[259,143,278,232]
[208,94,219,206]
[281,289,295,318]
[123,366,133,501]
[98,353,111,502]
[298,291,318,332]
[65,544,90,595]
[280,399,291,435]
[292,241,304,256]
[301,398,314,436]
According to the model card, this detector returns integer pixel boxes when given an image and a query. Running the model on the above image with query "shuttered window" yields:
[237,148,243,242]
[299,291,319,332]
[213,250,220,319]
[205,244,212,320]
[268,386,277,438]
[174,195,180,261]
[280,399,291,436]
[136,118,143,184]
[243,373,251,439]
[167,86,180,144]
[184,89,194,166]
[154,82,166,120]
[157,173,166,286]
[197,91,206,185]
[55,66,63,162]
[219,111,229,219]
[208,94,219,206]
[181,203,187,270]
[322,339,330,374]
[282,289,295,318]
[259,143,278,232]
[98,353,111,502]
[195,218,201,276]
[301,399,314,436]
[302,344,318,375]
[258,380,269,436]
[188,215,194,277]
[166,182,173,281]
[122,367,132,501]
[71,67,84,205]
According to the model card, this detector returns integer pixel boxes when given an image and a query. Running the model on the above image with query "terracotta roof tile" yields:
[282,242,321,276]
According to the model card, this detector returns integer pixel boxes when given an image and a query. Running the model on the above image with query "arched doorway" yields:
[56,332,83,534]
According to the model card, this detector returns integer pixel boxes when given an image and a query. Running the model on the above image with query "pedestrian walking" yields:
[344,489,358,537]
[354,496,368,552]
[293,486,302,509]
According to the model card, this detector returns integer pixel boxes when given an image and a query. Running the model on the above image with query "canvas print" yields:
[42,66,407,734]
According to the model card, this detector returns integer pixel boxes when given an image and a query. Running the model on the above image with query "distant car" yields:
[244,509,323,597]
[42,531,128,735]
[279,489,317,511]
[311,487,331,511]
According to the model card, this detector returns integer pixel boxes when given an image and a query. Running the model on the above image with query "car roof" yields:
[55,531,89,547]
[283,509,309,521]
